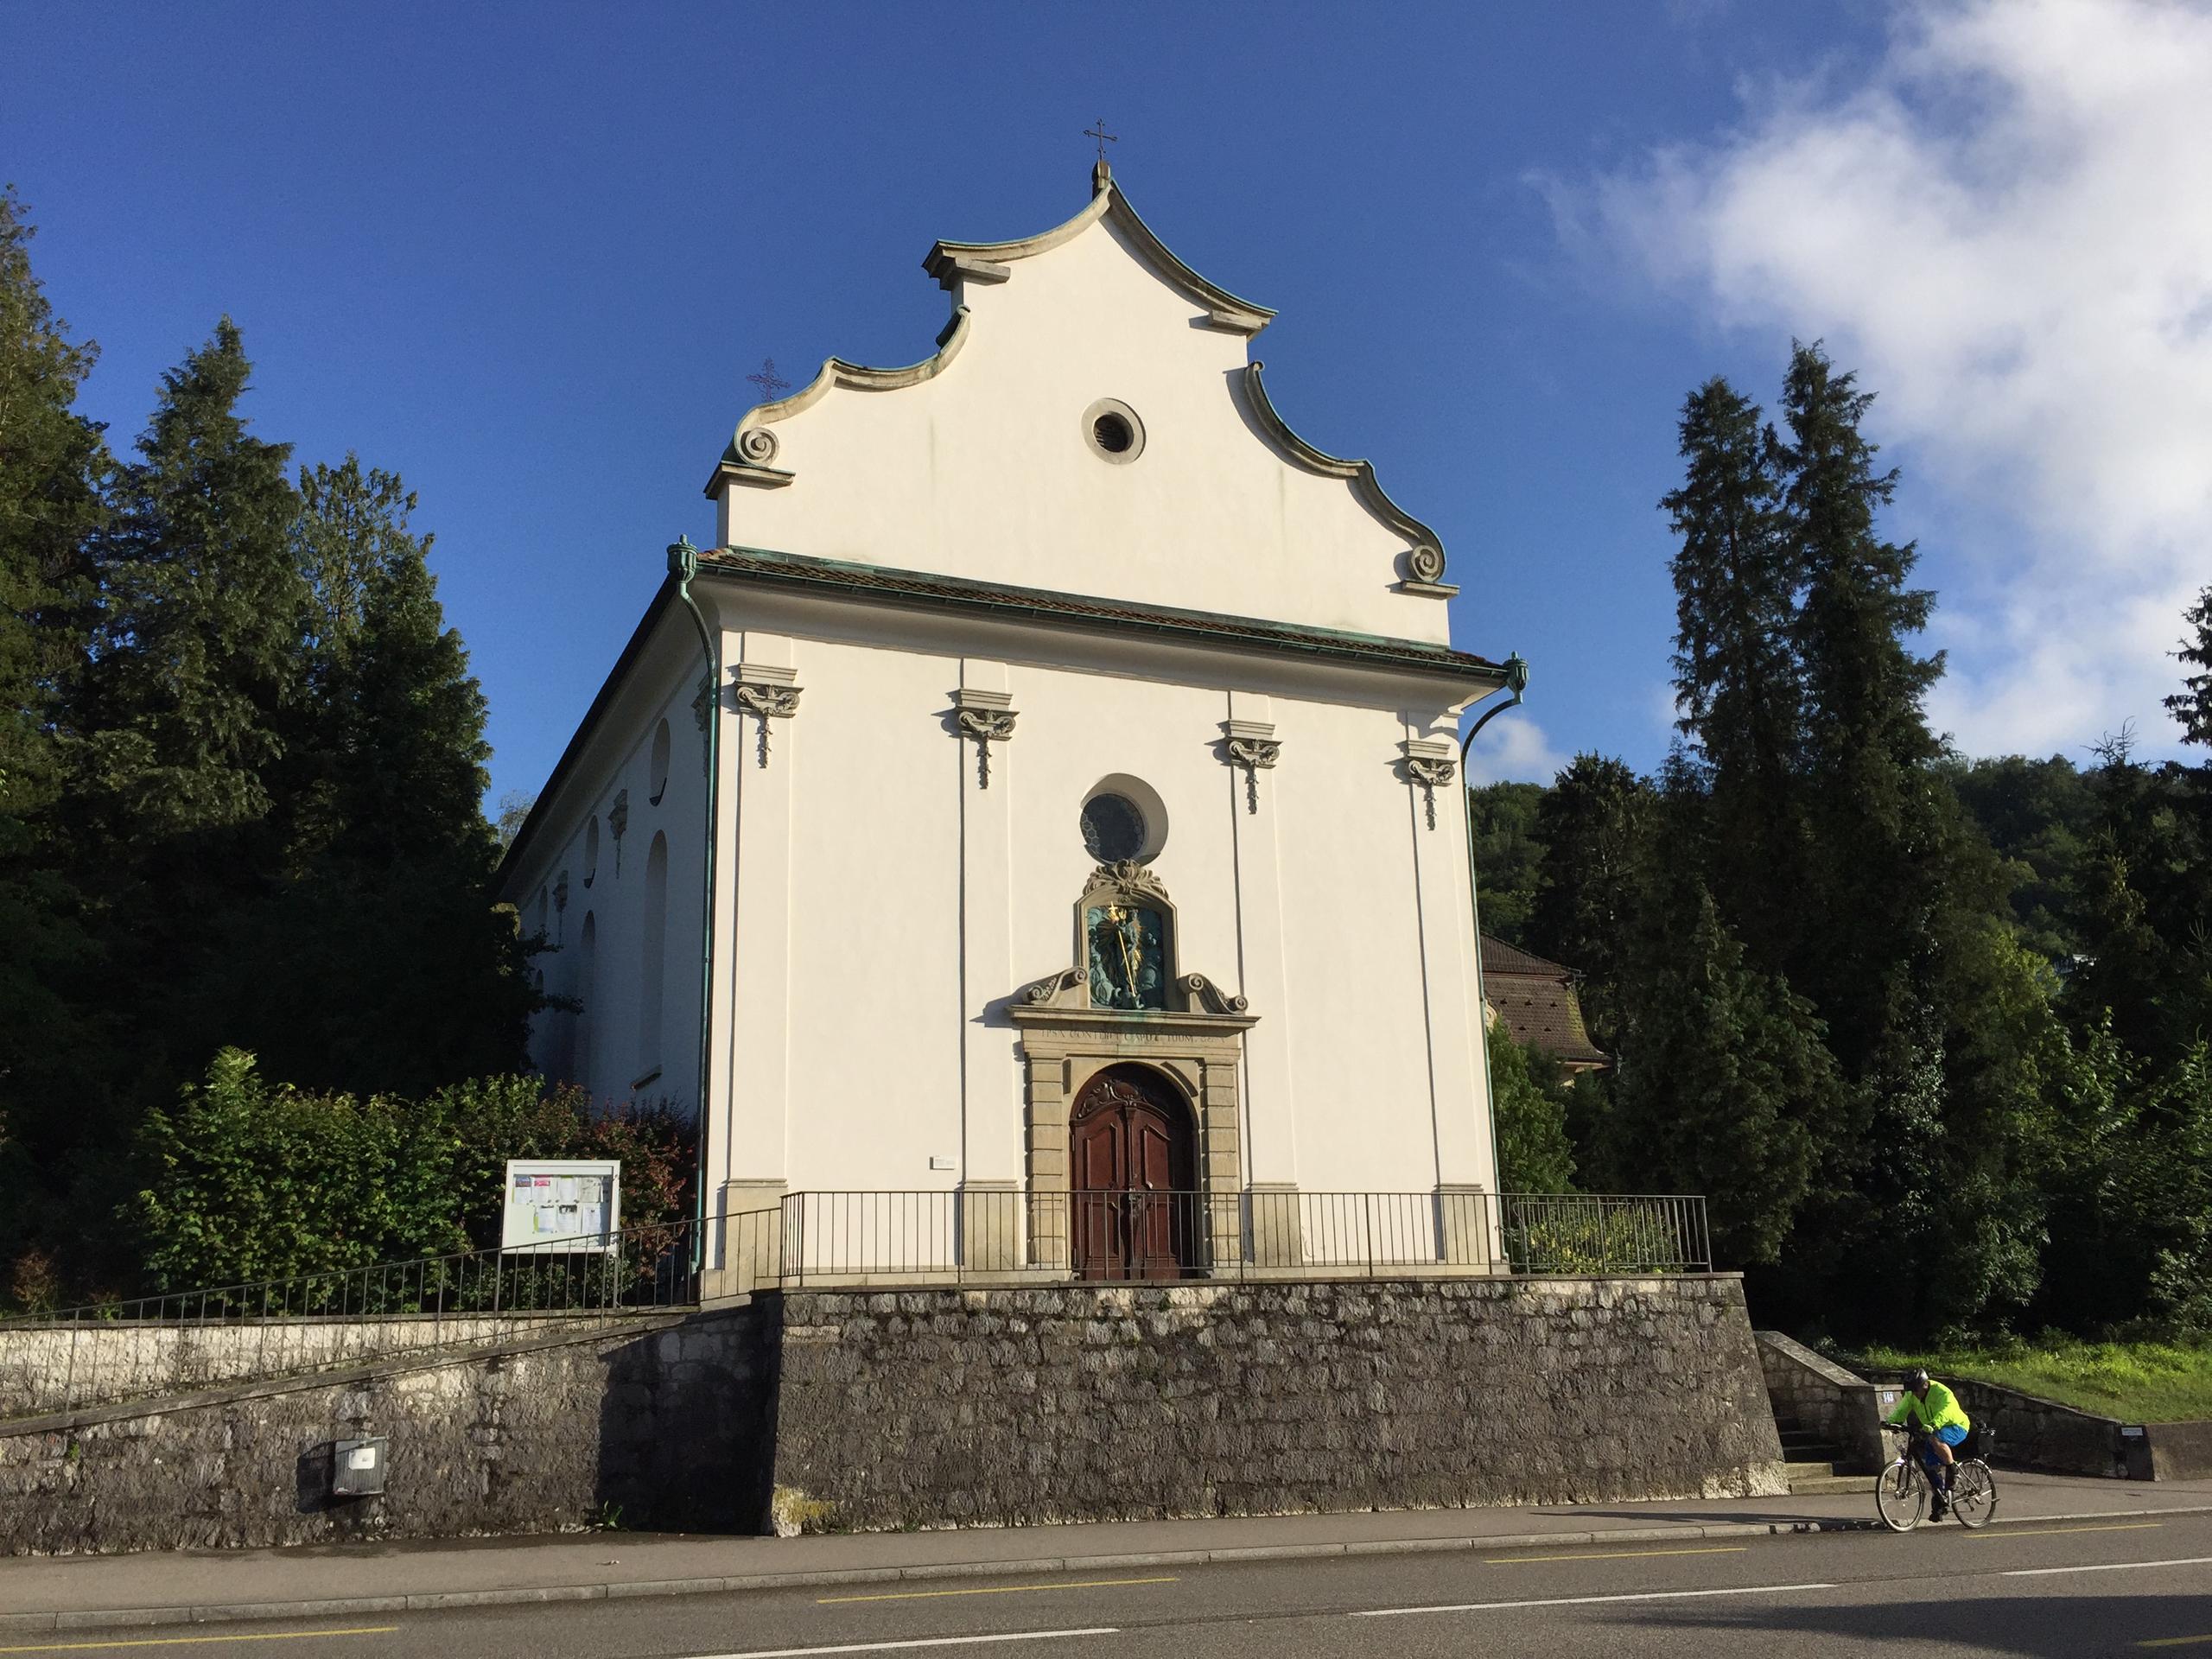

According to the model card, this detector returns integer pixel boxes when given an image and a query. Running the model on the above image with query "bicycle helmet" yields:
[1907,1367,1930,1392]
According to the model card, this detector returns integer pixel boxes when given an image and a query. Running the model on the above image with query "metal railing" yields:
[0,1191,1710,1421]
[0,1218,696,1422]
[734,1189,1708,1287]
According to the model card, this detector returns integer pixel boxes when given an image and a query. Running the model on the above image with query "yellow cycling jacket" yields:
[1886,1379,1971,1433]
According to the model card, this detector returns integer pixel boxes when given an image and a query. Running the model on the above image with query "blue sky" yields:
[7,2,2206,805]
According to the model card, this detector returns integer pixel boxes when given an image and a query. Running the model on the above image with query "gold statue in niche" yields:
[1087,901,1166,1010]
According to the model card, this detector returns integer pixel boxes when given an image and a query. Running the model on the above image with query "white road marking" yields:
[696,1631,1119,1658]
[2003,1556,2212,1579]
[1351,1583,1838,1617]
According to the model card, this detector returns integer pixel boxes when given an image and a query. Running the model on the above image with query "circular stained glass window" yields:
[1081,792,1147,863]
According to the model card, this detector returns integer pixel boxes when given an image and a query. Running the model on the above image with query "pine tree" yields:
[1768,342,2055,1336]
[2169,585,2212,751]
[207,458,532,1097]
[74,319,302,848]
[1609,855,1841,1268]
[1778,341,1945,1065]
[39,321,302,1283]
[1660,378,1807,962]
[1527,753,1650,1053]
[0,188,111,1276]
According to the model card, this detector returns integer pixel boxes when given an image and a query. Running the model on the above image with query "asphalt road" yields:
[9,1511,2210,1658]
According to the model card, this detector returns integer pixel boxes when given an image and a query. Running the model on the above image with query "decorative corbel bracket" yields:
[1395,543,1459,599]
[1175,974,1250,1015]
[1222,717,1281,815]
[952,688,1018,788]
[1401,739,1457,831]
[733,663,801,767]
[1020,966,1088,1008]
[608,789,630,871]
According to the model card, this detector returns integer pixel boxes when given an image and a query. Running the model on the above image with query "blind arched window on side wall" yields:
[573,912,596,1100]
[639,832,668,1085]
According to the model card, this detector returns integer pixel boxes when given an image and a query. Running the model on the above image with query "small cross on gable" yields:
[747,358,791,404]
[1084,117,1117,165]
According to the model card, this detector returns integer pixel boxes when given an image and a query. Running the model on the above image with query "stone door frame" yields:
[1008,997,1255,1274]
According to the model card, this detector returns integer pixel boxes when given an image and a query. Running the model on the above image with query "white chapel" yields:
[499,162,1526,1289]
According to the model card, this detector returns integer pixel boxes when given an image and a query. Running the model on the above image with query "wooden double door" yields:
[1069,1064,1198,1281]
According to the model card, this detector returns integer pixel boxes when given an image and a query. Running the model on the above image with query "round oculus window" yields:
[1082,397,1144,464]
[1081,792,1147,863]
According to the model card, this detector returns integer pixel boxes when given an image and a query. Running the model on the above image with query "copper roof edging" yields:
[696,543,1507,683]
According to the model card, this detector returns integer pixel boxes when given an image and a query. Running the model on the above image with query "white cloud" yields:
[1579,0,2212,758]
[1465,709,1570,785]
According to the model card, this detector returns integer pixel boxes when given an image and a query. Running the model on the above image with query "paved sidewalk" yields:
[4,1471,2209,1636]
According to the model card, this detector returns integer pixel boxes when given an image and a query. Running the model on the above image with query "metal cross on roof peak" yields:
[747,358,791,404]
[1084,117,1117,164]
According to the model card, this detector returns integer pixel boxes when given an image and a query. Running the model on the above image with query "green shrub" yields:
[128,1048,695,1294]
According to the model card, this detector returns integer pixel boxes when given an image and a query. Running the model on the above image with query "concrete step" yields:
[1783,1459,1843,1476]
[1788,1471,1873,1496]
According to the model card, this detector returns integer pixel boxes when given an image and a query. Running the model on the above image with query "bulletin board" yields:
[501,1159,620,1254]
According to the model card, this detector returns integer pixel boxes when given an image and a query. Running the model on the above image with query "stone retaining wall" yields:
[0,1312,772,1555]
[769,1275,1787,1530]
[1755,1332,1885,1473]
[0,1315,579,1421]
[3,1274,1785,1553]
[1850,1364,2130,1478]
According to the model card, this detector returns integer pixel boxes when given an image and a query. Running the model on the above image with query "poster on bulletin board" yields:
[501,1159,620,1254]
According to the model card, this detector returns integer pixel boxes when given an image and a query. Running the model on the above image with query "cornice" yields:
[1239,362,1451,589]
[704,309,975,498]
[923,164,1274,336]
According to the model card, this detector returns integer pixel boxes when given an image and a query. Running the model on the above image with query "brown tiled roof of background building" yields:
[1480,934,1609,1070]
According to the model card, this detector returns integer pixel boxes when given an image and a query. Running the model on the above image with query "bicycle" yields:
[1877,1421,1999,1531]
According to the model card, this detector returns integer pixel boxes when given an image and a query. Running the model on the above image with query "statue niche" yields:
[1086,894,1168,1010]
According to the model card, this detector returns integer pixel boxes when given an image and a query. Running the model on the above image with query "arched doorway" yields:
[1068,1064,1198,1281]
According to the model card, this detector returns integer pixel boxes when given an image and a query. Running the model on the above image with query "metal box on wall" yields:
[332,1436,388,1497]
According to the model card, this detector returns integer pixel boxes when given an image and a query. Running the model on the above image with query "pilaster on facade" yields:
[1435,1182,1503,1274]
[703,1176,789,1300]
[1225,695,1295,1190]
[724,640,798,1208]
[957,664,1023,1192]
[1245,1180,1305,1268]
[1404,740,1495,1196]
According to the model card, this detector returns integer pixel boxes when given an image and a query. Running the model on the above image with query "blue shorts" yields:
[1933,1425,1969,1448]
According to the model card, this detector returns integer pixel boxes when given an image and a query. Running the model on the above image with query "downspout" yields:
[1459,652,1530,1217]
[668,536,720,1274]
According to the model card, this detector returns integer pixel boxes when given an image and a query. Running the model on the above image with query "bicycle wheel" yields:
[1948,1460,1997,1529]
[1876,1458,1928,1531]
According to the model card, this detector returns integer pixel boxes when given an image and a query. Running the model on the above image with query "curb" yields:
[5,1503,2208,1637]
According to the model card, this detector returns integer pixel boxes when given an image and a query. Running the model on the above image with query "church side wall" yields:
[512,642,708,1120]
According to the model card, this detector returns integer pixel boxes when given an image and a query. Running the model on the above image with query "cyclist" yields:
[1886,1367,1972,1519]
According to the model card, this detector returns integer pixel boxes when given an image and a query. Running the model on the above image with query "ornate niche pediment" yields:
[1011,862,1256,1033]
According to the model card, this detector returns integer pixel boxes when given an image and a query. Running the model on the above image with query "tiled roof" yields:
[697,544,1508,683]
[1480,934,1609,1068]
[1479,936,1576,978]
